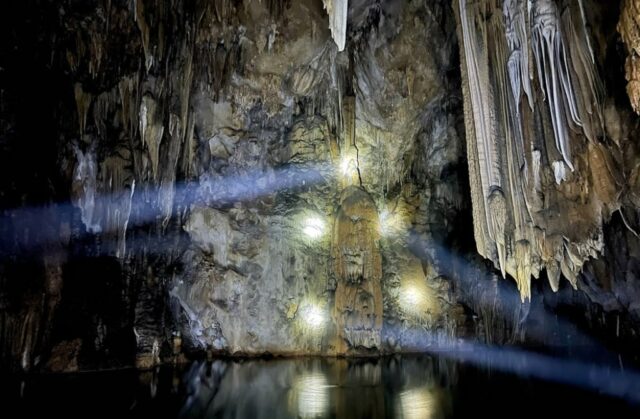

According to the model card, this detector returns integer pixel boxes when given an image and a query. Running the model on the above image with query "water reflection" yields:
[176,358,450,419]
[396,387,437,419]
[290,373,330,418]
[5,355,640,418]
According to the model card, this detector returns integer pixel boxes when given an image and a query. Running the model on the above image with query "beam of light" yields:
[380,320,640,404]
[406,231,620,356]
[391,232,640,403]
[447,338,640,403]
[0,162,332,252]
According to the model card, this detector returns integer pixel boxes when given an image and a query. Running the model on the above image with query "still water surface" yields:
[4,355,640,418]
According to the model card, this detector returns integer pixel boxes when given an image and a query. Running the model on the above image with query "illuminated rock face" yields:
[332,186,383,354]
[3,0,640,371]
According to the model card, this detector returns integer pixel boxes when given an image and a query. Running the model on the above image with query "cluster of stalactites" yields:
[67,1,207,258]
[457,0,605,302]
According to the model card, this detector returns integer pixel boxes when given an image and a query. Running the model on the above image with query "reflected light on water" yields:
[292,373,330,418]
[397,387,437,419]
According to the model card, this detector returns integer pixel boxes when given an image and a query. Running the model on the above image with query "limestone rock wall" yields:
[0,0,467,368]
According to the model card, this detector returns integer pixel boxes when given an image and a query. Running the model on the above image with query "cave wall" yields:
[0,0,639,371]
[0,0,469,369]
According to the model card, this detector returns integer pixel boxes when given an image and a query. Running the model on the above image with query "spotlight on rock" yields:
[301,304,326,329]
[402,285,423,307]
[340,156,360,177]
[302,217,325,239]
[379,208,403,237]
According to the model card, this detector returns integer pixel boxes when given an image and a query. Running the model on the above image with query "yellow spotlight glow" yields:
[302,217,325,239]
[340,157,354,175]
[301,304,326,329]
[396,387,437,419]
[401,285,423,307]
[291,373,330,418]
[379,208,404,237]
[340,155,361,179]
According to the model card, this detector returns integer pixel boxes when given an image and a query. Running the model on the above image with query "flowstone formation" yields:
[331,186,383,354]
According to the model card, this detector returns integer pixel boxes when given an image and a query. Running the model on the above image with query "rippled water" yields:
[4,355,640,418]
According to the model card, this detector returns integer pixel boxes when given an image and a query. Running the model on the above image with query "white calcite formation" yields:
[322,0,348,51]
[455,0,621,302]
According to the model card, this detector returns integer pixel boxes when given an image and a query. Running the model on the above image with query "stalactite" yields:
[74,83,92,136]
[458,0,503,242]
[72,146,101,233]
[487,187,508,279]
[139,94,164,181]
[455,0,612,302]
[531,0,575,171]
[135,0,154,71]
[503,0,533,111]
[561,1,604,142]
[515,240,532,302]
[322,0,348,51]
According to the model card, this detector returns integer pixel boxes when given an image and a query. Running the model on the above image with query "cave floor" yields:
[3,354,639,418]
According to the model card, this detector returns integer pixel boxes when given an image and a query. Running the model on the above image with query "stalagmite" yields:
[322,0,348,51]
[332,186,383,354]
